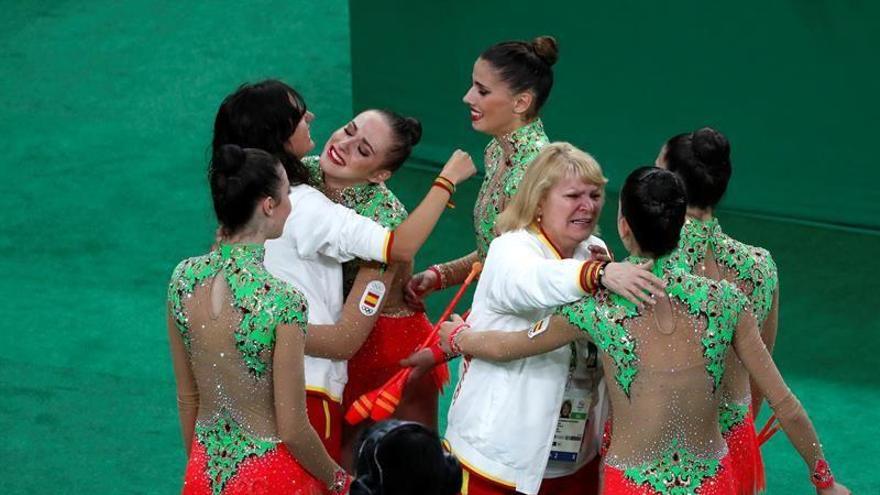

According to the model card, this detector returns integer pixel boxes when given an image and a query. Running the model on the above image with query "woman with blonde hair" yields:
[417,142,612,494]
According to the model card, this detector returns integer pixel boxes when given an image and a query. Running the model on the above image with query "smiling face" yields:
[462,58,529,137]
[538,175,605,255]
[319,110,396,188]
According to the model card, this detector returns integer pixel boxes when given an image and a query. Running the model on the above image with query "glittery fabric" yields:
[184,436,322,495]
[473,119,549,261]
[604,454,736,495]
[718,401,749,436]
[672,218,777,324]
[195,411,276,494]
[556,256,748,494]
[670,217,777,493]
[723,410,765,495]
[342,312,435,412]
[559,256,746,397]
[168,243,314,494]
[623,439,721,494]
[168,244,308,376]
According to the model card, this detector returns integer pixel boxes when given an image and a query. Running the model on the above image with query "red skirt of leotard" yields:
[602,454,736,495]
[725,411,766,495]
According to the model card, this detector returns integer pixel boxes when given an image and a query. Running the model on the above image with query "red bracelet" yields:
[328,468,351,494]
[810,459,834,489]
[447,323,470,356]
[427,265,444,291]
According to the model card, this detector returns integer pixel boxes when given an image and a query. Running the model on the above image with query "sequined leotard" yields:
[434,119,549,286]
[167,244,324,495]
[670,217,779,494]
[554,255,820,495]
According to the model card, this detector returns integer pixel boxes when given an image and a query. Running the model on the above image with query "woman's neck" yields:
[323,174,366,192]
[539,224,577,259]
[491,117,534,140]
[686,206,714,221]
[224,225,268,246]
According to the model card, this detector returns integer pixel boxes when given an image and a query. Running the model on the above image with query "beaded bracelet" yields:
[447,323,470,356]
[428,342,451,363]
[810,459,834,489]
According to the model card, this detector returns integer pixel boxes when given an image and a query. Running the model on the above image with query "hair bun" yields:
[691,127,730,165]
[402,116,423,147]
[213,143,247,175]
[531,36,559,66]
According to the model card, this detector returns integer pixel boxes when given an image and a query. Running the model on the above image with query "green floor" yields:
[0,1,876,493]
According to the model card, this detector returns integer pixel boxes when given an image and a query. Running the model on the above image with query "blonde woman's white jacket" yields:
[445,227,607,495]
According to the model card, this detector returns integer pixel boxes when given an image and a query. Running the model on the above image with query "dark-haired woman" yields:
[297,109,452,467]
[656,127,779,495]
[213,80,476,463]
[351,420,462,495]
[405,37,663,317]
[167,145,349,494]
[438,167,848,495]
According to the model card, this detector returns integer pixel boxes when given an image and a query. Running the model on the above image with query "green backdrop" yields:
[0,1,876,493]
[350,1,880,230]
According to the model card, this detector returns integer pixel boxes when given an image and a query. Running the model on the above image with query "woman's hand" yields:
[403,270,439,311]
[588,244,613,263]
[399,348,437,384]
[818,482,851,495]
[601,260,666,308]
[439,150,476,185]
[438,314,466,355]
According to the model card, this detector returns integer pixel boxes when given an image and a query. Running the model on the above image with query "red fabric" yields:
[344,313,445,412]
[306,392,342,463]
[538,456,601,495]
[459,464,517,495]
[725,411,765,495]
[602,454,736,495]
[183,438,324,495]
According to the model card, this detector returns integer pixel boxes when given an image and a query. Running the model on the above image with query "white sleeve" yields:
[484,235,588,314]
[284,185,391,263]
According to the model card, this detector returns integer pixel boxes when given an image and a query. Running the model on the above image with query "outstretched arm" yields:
[439,314,584,362]
[305,262,399,359]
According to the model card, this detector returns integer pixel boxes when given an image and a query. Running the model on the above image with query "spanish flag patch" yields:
[359,280,387,316]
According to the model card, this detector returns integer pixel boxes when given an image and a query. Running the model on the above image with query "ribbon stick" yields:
[757,413,780,446]
[345,262,482,425]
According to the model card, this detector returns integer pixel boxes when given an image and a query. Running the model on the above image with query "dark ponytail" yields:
[375,109,423,172]
[209,144,283,234]
[620,167,688,257]
[480,35,559,119]
[212,79,311,186]
[663,127,731,209]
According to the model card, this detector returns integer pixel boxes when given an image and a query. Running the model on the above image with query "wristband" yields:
[432,176,456,209]
[427,266,444,291]
[447,323,470,356]
[597,261,609,290]
[810,459,834,490]
[328,468,352,494]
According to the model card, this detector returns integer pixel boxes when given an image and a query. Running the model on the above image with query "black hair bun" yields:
[213,144,247,175]
[402,117,423,147]
[531,36,559,66]
[691,127,730,166]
